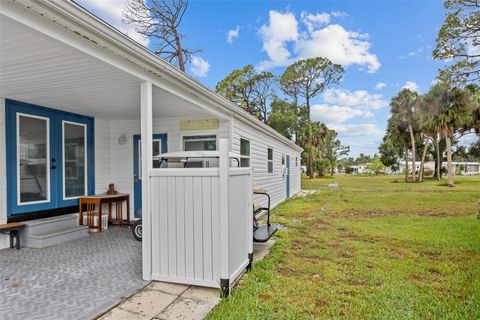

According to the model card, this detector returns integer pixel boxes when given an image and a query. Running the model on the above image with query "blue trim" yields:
[5,99,95,217]
[133,133,167,218]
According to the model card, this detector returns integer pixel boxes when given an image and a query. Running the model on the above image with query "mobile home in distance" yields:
[0,0,302,293]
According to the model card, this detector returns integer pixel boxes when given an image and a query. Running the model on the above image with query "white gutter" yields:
[13,0,302,153]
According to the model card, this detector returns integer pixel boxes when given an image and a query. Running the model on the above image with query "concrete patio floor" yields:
[0,225,276,320]
[0,226,147,320]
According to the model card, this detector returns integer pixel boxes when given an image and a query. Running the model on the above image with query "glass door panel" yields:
[18,114,50,204]
[63,121,86,199]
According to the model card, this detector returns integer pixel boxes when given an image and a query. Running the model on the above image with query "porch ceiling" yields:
[0,15,211,119]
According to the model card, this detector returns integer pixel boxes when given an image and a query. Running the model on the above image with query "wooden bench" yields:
[0,223,26,249]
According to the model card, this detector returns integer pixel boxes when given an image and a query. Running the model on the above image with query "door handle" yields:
[51,165,57,169]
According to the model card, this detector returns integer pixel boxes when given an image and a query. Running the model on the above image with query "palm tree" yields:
[311,122,329,177]
[425,83,476,186]
[390,89,419,182]
[385,118,410,182]
[417,91,442,181]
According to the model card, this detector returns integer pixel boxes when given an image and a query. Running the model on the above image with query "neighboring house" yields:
[0,0,301,293]
[396,161,426,175]
[394,161,480,176]
[451,162,480,176]
[351,164,369,174]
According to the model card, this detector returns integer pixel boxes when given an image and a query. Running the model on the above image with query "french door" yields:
[6,100,94,216]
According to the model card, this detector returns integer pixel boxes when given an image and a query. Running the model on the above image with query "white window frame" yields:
[62,120,88,200]
[267,147,273,174]
[181,133,217,151]
[16,113,51,206]
[239,138,250,167]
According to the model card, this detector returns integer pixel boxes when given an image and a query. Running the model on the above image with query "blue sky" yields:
[77,0,448,157]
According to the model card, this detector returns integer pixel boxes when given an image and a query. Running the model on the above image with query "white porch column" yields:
[218,138,230,296]
[141,81,153,280]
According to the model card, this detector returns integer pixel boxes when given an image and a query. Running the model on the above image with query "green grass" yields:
[207,175,480,320]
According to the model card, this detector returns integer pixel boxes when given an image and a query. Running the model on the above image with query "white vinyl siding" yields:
[232,117,301,209]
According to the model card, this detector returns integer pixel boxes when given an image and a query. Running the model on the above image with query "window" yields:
[295,157,298,167]
[281,154,285,166]
[183,135,216,151]
[240,138,250,167]
[267,147,273,173]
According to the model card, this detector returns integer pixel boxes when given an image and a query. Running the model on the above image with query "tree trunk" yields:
[419,140,429,182]
[307,97,314,179]
[294,94,299,144]
[408,124,416,182]
[446,133,454,187]
[404,143,409,183]
[434,134,441,181]
[173,28,185,72]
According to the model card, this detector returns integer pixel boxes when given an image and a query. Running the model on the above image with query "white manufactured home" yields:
[0,0,302,293]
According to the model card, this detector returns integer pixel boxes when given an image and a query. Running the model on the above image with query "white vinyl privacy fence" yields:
[146,139,252,294]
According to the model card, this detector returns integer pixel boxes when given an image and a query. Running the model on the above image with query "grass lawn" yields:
[207,175,480,320]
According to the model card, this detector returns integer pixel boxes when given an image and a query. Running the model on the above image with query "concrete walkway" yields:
[98,240,276,320]
[98,282,220,320]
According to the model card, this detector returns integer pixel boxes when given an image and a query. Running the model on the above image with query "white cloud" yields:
[189,56,211,77]
[322,89,388,110]
[258,11,299,70]
[328,123,383,137]
[301,12,332,32]
[77,0,149,46]
[227,25,240,44]
[295,24,380,73]
[347,141,381,156]
[311,104,373,124]
[375,82,386,90]
[460,130,478,146]
[402,81,420,92]
[257,10,380,73]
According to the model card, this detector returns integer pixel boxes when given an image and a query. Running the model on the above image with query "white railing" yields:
[147,139,252,289]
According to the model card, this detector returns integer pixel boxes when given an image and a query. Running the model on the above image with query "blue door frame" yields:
[286,155,290,198]
[133,133,167,218]
[5,99,95,217]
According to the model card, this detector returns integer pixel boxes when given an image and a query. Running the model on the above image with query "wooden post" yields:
[219,138,230,296]
[141,81,153,280]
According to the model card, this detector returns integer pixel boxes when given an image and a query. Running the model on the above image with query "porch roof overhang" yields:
[0,13,218,120]
[0,0,302,152]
